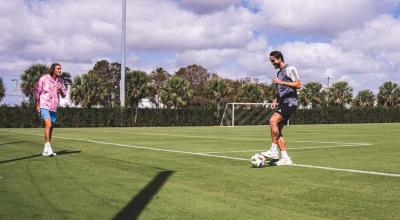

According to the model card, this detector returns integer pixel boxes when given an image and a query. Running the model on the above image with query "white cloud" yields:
[253,0,396,35]
[126,1,254,50]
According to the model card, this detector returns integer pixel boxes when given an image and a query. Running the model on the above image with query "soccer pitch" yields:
[1,124,399,219]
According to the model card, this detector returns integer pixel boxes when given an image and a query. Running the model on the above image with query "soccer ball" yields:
[250,153,266,168]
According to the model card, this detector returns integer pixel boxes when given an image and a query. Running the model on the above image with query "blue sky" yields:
[1,0,400,105]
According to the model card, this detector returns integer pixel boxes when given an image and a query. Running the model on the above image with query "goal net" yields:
[220,103,274,127]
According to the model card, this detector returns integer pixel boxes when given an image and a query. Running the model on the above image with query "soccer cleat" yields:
[261,150,279,160]
[275,157,293,166]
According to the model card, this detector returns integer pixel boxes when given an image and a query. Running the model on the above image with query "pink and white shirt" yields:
[34,74,66,112]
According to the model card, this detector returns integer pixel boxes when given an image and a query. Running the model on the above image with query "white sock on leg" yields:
[270,143,278,151]
[281,150,289,159]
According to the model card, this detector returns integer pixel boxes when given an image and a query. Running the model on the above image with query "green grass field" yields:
[1,123,400,219]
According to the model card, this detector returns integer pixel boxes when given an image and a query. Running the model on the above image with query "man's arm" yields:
[272,78,301,89]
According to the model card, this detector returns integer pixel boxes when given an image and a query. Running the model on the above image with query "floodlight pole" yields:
[120,0,126,108]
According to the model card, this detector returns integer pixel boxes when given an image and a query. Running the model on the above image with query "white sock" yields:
[281,150,289,159]
[270,143,278,151]
[45,142,53,153]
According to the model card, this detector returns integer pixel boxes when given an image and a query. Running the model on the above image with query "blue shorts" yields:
[40,108,57,123]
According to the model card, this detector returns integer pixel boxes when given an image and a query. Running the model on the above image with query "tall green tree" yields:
[125,70,152,107]
[237,83,263,103]
[377,81,400,107]
[175,64,210,106]
[353,90,375,108]
[88,60,125,107]
[20,64,48,103]
[0,77,5,102]
[299,82,326,108]
[149,67,171,108]
[70,73,107,108]
[327,81,353,108]
[159,76,192,109]
[207,79,231,111]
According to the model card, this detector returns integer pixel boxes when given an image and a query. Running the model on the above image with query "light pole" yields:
[120,0,126,108]
[11,79,19,105]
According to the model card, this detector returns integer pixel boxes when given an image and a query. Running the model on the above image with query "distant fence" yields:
[0,106,399,128]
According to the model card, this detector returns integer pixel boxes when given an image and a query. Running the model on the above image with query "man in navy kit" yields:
[262,51,301,165]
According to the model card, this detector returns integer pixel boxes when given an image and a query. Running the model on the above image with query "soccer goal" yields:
[220,102,273,127]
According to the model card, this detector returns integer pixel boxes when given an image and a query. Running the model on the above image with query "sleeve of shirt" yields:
[287,66,300,81]
[34,76,43,100]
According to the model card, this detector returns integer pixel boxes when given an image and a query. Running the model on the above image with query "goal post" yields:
[220,102,272,127]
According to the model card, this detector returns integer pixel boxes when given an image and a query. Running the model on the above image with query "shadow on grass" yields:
[0,140,27,146]
[113,170,175,220]
[0,150,81,164]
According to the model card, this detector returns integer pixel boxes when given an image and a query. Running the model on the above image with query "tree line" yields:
[1,60,399,109]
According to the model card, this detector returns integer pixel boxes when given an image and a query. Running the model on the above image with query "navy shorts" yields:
[274,104,297,121]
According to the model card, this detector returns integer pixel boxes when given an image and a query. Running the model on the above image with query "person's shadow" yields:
[0,150,81,164]
[113,170,175,220]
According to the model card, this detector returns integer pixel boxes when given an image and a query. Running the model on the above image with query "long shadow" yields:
[0,150,81,164]
[0,141,27,146]
[113,171,175,220]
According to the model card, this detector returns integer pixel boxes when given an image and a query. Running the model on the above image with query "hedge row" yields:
[0,106,220,128]
[1,106,399,128]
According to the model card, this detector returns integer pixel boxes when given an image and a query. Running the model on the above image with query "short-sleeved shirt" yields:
[276,65,300,107]
[34,74,66,112]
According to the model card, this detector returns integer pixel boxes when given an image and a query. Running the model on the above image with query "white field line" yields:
[2,130,397,178]
[108,131,372,146]
[202,144,371,154]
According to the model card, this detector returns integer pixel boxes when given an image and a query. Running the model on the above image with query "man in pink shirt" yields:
[34,63,67,157]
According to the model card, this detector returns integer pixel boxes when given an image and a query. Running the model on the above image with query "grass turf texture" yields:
[1,123,399,219]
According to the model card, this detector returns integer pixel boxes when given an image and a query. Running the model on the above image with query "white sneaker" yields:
[275,157,293,166]
[261,150,279,160]
[42,143,56,157]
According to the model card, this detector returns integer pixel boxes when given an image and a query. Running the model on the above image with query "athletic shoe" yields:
[275,157,293,166]
[261,150,279,160]
[42,143,56,157]
[42,151,57,157]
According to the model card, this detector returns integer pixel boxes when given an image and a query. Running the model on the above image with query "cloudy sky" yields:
[1,0,400,105]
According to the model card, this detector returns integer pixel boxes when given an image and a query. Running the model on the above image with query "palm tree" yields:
[159,76,192,109]
[237,83,263,103]
[377,81,400,107]
[70,73,106,108]
[0,77,5,102]
[207,79,231,111]
[299,82,326,108]
[125,70,152,107]
[327,81,353,108]
[149,67,170,108]
[20,64,48,103]
[353,90,375,108]
[60,72,72,89]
